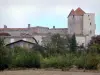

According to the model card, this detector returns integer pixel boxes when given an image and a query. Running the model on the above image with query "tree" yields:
[88,35,100,53]
[69,34,77,52]
[32,36,46,56]
[89,35,100,45]
[0,38,10,70]
[32,37,38,45]
[44,34,68,55]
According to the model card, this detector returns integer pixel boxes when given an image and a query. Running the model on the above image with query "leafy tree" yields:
[46,34,67,55]
[89,35,100,45]
[11,47,41,68]
[32,37,46,56]
[0,38,10,70]
[51,34,65,50]
[69,34,77,52]
[88,35,100,53]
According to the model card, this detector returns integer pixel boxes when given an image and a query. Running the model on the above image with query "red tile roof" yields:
[75,7,85,16]
[0,33,11,36]
[0,28,28,31]
[68,7,85,17]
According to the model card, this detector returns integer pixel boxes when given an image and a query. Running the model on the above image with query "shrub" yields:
[85,54,99,70]
[41,54,75,69]
[74,53,99,70]
[0,38,11,70]
[11,47,41,68]
[74,55,85,69]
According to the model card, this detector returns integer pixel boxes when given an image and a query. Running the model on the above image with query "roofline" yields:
[0,36,33,38]
[50,28,68,29]
[6,40,36,46]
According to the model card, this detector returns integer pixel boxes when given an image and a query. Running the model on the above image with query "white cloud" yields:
[0,0,99,28]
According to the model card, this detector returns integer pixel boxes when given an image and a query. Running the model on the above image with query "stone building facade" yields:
[68,8,96,46]
[0,7,96,47]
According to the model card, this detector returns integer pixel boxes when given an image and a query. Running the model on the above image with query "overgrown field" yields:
[1,34,100,71]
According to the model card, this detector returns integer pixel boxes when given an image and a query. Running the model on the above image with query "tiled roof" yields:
[0,33,11,36]
[0,26,49,31]
[0,28,28,31]
[50,28,68,30]
[75,7,85,16]
[68,7,85,17]
[1,36,34,38]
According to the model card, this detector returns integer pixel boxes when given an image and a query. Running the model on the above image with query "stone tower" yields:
[68,7,96,46]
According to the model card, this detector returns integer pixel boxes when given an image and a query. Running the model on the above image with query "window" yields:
[90,30,92,34]
[10,38,14,43]
[90,22,91,25]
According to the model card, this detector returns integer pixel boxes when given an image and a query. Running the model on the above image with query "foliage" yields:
[44,34,69,56]
[74,53,99,70]
[88,35,100,53]
[0,38,11,70]
[89,35,100,45]
[74,55,85,69]
[32,44,46,56]
[11,47,41,68]
[1,34,100,70]
[85,54,99,69]
[69,34,77,52]
[41,54,75,68]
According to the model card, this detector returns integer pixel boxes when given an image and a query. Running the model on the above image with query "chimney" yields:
[4,25,7,28]
[53,26,55,29]
[28,24,31,28]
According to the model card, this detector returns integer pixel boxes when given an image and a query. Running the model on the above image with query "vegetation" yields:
[69,34,77,52]
[0,38,11,70]
[0,34,100,71]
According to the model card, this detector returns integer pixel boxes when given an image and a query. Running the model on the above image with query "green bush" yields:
[11,47,41,68]
[85,54,99,70]
[74,55,85,69]
[41,54,75,68]
[0,38,11,70]
[74,53,99,70]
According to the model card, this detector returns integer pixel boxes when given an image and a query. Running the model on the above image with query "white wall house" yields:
[68,8,96,47]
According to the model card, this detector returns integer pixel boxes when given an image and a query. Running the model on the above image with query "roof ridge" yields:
[68,7,86,17]
[75,7,85,16]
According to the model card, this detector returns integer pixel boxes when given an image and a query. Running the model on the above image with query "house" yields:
[6,40,36,49]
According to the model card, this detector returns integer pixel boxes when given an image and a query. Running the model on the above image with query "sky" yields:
[0,0,100,34]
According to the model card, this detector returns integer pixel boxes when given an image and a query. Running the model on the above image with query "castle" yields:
[0,7,96,47]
